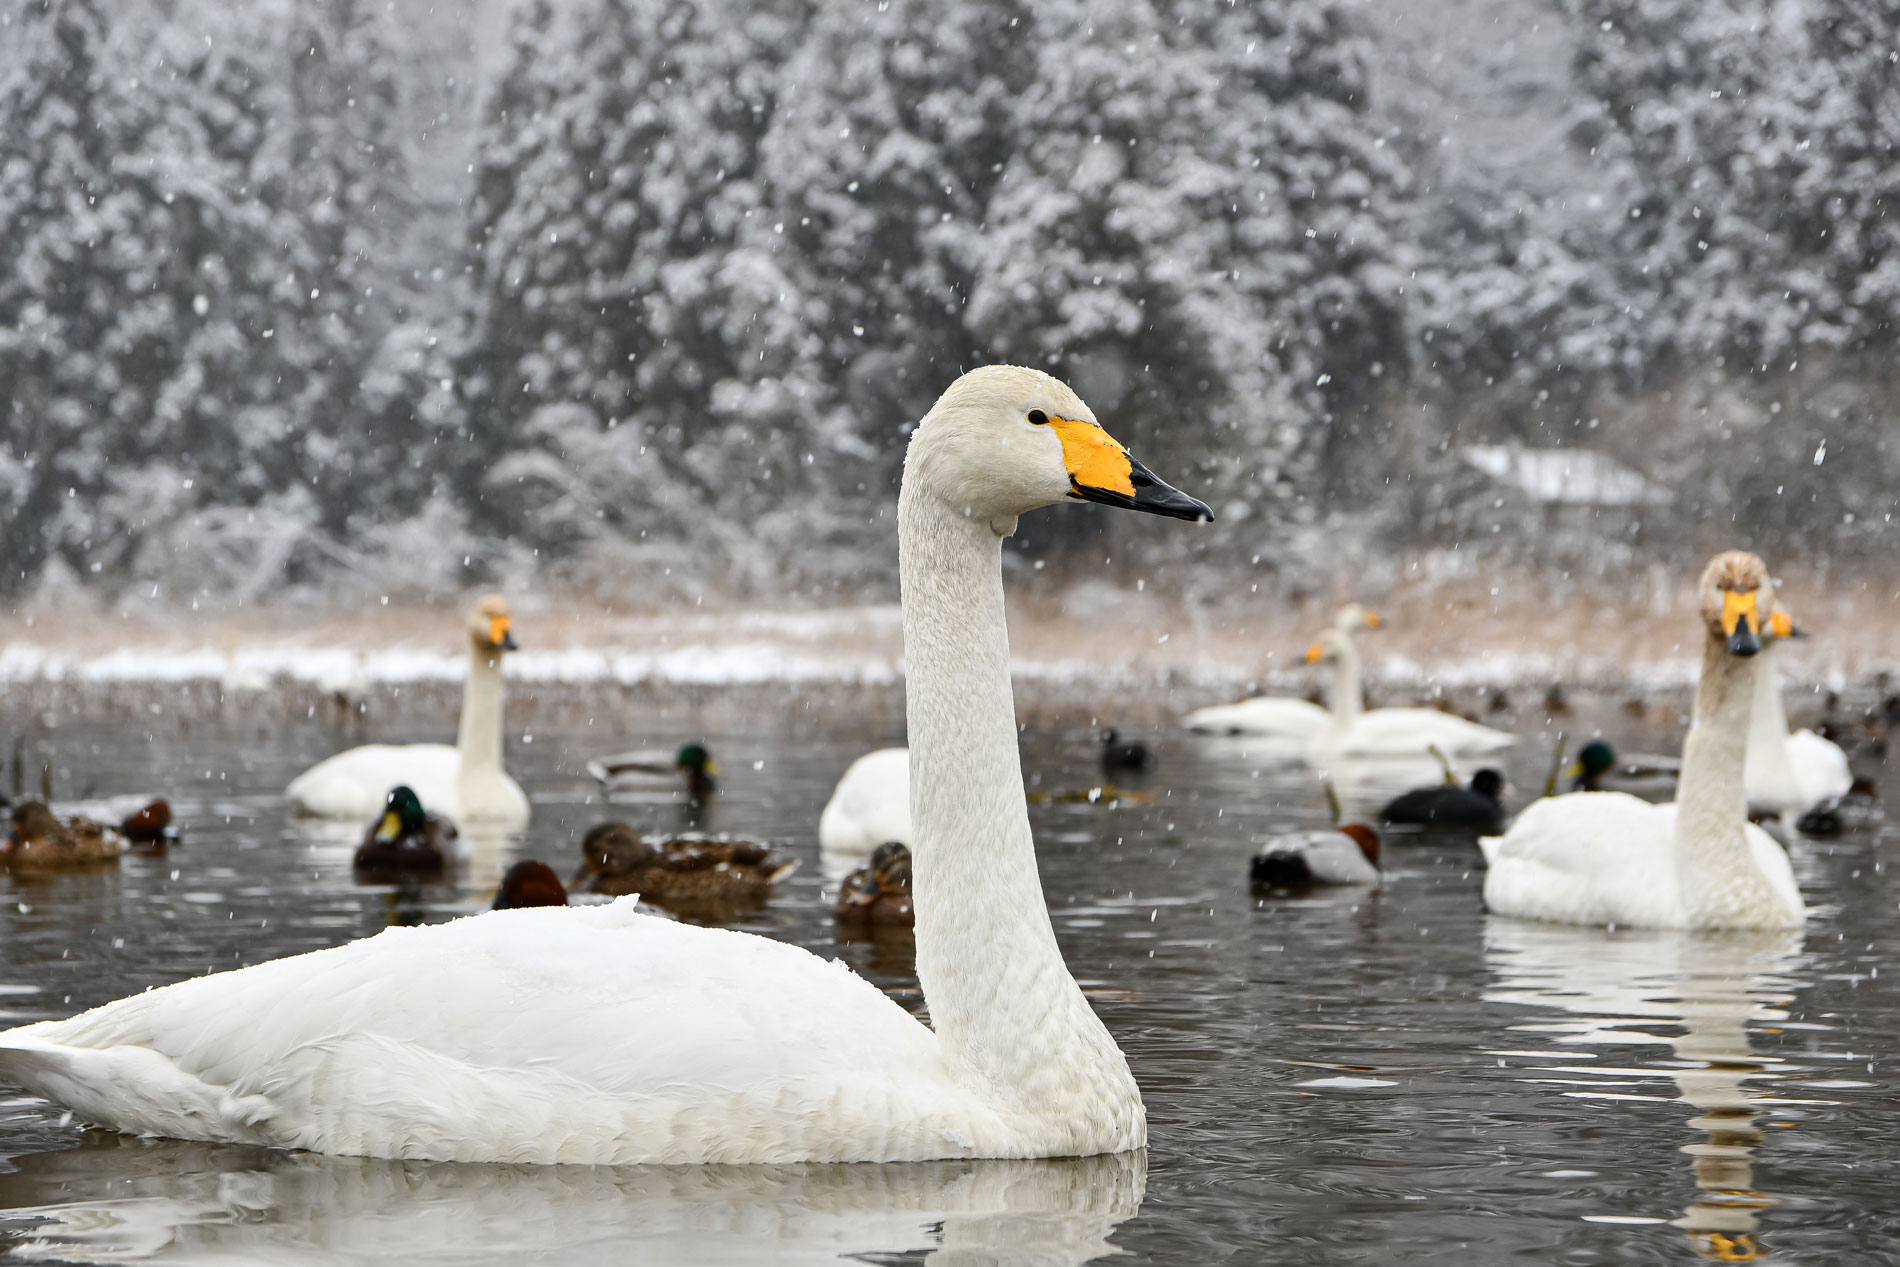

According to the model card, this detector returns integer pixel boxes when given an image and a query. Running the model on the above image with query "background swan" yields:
[0,364,1209,1165]
[1181,604,1377,740]
[1744,635,1852,821]
[285,596,529,828]
[1304,621,1516,763]
[819,746,913,858]
[1480,551,1805,930]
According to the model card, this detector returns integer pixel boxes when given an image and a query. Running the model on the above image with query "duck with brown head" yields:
[285,596,530,828]
[1480,551,1806,930]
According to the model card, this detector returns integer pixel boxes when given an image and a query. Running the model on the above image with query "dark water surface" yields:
[1,691,1895,1264]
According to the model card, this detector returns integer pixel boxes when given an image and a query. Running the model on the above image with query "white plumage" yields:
[1182,604,1365,742]
[0,365,1200,1165]
[1479,793,1798,929]
[1249,828,1380,887]
[1743,645,1852,819]
[1480,551,1806,931]
[819,746,913,857]
[286,595,529,828]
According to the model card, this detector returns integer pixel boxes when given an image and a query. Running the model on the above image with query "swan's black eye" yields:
[1027,409,1048,425]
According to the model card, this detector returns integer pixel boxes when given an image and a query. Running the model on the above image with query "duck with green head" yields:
[585,742,720,802]
[353,786,460,879]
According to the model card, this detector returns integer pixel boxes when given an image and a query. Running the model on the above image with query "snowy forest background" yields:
[3,0,1897,612]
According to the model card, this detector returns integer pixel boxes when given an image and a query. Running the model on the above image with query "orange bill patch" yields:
[1720,589,1761,636]
[1048,415,1135,498]
[489,615,512,645]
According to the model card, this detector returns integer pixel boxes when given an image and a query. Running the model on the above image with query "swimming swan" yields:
[285,596,529,828]
[1479,551,1805,931]
[819,746,913,857]
[1743,636,1852,820]
[1181,604,1375,740]
[0,364,1210,1165]
[1304,621,1516,763]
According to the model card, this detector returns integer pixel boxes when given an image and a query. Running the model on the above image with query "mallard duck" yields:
[3,803,123,874]
[586,743,719,802]
[1566,740,1680,792]
[119,799,177,852]
[571,822,797,909]
[0,364,1206,1166]
[1099,731,1155,776]
[1480,551,1805,930]
[287,596,530,828]
[353,786,461,879]
[493,860,569,909]
[1249,824,1380,888]
[1379,769,1506,834]
[834,841,914,927]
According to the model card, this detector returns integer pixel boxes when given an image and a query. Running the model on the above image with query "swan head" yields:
[905,365,1211,531]
[467,594,519,655]
[1303,628,1352,665]
[1697,551,1774,657]
[1335,604,1381,632]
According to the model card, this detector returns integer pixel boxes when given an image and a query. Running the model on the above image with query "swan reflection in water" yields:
[0,1138,1143,1265]
[1484,919,1814,1261]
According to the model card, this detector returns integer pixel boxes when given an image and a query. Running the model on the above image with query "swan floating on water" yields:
[285,596,529,829]
[819,746,913,857]
[1181,604,1374,741]
[1742,632,1852,821]
[1304,620,1516,764]
[1479,551,1805,931]
[0,364,1209,1165]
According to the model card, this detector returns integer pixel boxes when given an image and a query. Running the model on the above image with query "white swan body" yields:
[0,365,1209,1164]
[1183,605,1368,740]
[1481,551,1806,931]
[819,747,913,856]
[1304,623,1515,762]
[1743,647,1852,818]
[1479,794,1797,928]
[1182,696,1330,741]
[286,596,529,828]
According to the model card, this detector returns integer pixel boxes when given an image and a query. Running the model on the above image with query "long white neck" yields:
[456,639,505,779]
[1675,637,1779,927]
[1328,634,1363,729]
[899,482,1137,1108]
[1742,646,1801,807]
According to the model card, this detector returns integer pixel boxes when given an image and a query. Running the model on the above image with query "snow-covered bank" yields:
[4,591,1894,728]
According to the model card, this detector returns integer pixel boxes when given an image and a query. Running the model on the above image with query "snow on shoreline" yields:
[0,637,1717,696]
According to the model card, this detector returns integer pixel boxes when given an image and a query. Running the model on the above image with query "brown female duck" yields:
[834,841,914,928]
[3,803,123,875]
[571,822,797,912]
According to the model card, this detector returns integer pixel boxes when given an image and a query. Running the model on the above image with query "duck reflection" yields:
[0,1135,1144,1266]
[1484,919,1804,1261]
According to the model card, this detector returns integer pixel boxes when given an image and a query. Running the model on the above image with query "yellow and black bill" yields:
[1721,590,1763,657]
[1050,415,1213,522]
[489,614,520,651]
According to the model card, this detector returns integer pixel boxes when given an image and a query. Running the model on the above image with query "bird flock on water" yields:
[0,364,1887,1170]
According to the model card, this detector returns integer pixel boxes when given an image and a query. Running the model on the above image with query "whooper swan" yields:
[0,364,1209,1165]
[1479,551,1805,931]
[286,596,529,828]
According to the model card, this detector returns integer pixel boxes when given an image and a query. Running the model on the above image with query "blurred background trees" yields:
[1,0,1894,607]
